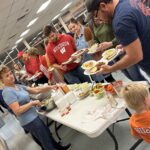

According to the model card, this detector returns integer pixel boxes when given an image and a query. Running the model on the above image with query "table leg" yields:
[54,122,62,141]
[106,128,118,150]
[125,108,132,117]
[129,139,143,150]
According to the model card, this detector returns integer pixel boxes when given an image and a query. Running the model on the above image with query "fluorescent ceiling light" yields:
[52,14,61,21]
[15,38,23,44]
[12,46,17,49]
[20,29,30,37]
[37,0,51,14]
[61,2,72,11]
[27,17,38,27]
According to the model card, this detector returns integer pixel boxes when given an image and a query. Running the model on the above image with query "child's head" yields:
[121,83,150,112]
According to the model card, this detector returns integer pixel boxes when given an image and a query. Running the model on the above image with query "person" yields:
[85,0,150,77]
[0,65,70,150]
[86,14,116,82]
[43,25,91,84]
[121,83,150,143]
[17,51,48,85]
[13,63,28,84]
[39,53,65,84]
[68,18,93,51]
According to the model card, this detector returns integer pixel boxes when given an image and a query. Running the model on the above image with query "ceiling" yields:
[0,0,80,55]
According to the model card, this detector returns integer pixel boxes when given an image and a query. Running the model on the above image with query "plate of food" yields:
[84,60,108,75]
[102,48,120,61]
[71,49,86,57]
[27,72,42,81]
[62,58,73,65]
[88,44,98,54]
[81,60,97,70]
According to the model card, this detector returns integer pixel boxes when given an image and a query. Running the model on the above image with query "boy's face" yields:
[48,32,58,42]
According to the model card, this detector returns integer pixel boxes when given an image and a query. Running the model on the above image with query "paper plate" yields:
[81,60,97,70]
[102,49,121,62]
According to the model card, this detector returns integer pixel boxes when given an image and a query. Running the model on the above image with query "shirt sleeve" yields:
[114,15,138,47]
[2,89,18,105]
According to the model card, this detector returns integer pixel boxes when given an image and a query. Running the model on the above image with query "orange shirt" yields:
[130,110,150,143]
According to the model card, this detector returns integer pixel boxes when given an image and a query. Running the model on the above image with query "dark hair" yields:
[43,25,56,37]
[69,18,79,25]
[85,0,112,12]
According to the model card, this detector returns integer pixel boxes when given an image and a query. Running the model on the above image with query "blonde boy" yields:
[121,83,150,143]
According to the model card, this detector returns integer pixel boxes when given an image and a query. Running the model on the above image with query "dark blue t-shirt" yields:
[113,0,150,70]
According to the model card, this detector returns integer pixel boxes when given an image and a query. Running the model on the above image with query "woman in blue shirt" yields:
[0,65,69,150]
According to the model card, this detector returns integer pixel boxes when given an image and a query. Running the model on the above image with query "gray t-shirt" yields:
[2,84,38,126]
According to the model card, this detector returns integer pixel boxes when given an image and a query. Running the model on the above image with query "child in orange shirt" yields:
[121,83,150,143]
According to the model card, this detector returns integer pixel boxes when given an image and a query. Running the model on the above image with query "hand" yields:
[60,65,68,71]
[49,85,58,90]
[31,100,41,107]
[98,42,113,51]
[116,44,124,52]
[71,55,78,61]
[97,64,113,74]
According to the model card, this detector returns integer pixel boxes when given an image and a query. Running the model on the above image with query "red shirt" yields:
[46,34,80,72]
[24,56,43,78]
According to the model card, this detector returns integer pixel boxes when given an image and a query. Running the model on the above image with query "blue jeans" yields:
[122,65,147,81]
[23,117,54,150]
[64,66,91,84]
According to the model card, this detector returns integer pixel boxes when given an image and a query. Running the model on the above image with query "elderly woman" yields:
[0,65,70,150]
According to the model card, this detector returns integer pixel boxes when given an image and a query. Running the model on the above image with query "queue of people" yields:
[1,0,150,149]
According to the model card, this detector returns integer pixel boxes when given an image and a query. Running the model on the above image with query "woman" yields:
[68,18,106,82]
[68,18,93,61]
[13,63,28,84]
[0,65,69,150]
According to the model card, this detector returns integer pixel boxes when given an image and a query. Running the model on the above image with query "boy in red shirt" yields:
[121,83,150,143]
[43,25,90,84]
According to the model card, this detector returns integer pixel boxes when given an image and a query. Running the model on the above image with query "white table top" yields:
[46,95,126,138]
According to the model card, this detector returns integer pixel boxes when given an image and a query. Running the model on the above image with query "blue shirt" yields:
[2,84,38,126]
[113,0,150,69]
[76,26,88,50]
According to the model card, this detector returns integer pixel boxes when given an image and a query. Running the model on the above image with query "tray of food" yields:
[92,83,105,99]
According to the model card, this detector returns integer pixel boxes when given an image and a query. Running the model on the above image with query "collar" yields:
[76,26,84,39]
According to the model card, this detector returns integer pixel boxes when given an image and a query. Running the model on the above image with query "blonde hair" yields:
[0,65,10,80]
[121,83,149,111]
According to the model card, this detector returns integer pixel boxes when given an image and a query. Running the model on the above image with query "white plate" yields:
[102,49,121,62]
[83,59,108,75]
[62,58,73,65]
[81,60,97,70]
[71,50,85,57]
[27,72,42,81]
[87,44,98,54]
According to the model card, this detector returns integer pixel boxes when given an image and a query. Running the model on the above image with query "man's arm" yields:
[101,38,143,74]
